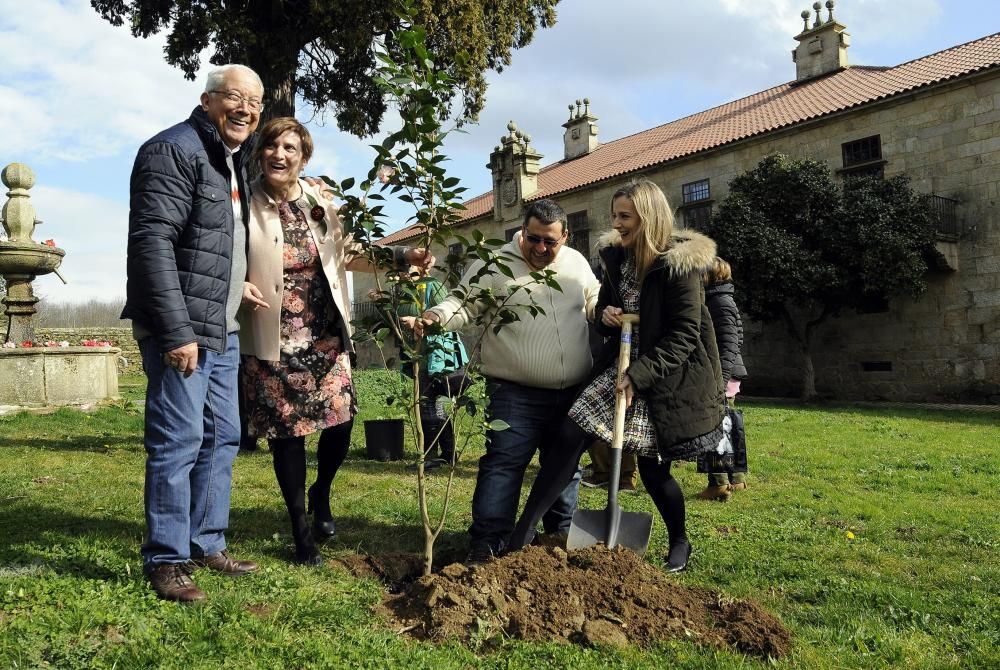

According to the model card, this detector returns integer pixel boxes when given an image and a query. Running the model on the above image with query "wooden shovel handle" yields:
[611,314,639,453]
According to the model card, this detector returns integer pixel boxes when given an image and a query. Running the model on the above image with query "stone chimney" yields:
[562,98,599,160]
[488,121,543,221]
[792,0,850,82]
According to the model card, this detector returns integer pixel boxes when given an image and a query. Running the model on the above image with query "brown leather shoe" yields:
[696,485,732,501]
[146,563,206,602]
[191,550,258,576]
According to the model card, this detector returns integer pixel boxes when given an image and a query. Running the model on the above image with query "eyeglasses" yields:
[523,233,563,249]
[210,90,264,112]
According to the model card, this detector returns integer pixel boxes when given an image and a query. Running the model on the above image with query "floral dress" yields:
[241,201,356,439]
[569,256,659,458]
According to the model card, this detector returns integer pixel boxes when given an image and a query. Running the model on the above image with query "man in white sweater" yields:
[420,199,600,562]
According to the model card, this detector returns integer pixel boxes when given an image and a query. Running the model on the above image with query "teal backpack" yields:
[401,279,469,377]
[421,280,468,376]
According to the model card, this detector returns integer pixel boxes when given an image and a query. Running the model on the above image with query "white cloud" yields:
[26,186,128,304]
[0,0,205,162]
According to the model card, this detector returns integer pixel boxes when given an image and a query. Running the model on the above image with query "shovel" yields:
[567,314,653,555]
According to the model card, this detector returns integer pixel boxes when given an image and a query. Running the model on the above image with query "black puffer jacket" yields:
[122,107,252,353]
[596,230,724,453]
[705,281,747,383]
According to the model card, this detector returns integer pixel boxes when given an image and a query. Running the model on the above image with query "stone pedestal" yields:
[0,346,120,409]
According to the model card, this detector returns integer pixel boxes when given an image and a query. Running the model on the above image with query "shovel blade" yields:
[567,507,653,556]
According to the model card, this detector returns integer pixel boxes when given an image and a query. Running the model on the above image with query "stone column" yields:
[1,163,65,344]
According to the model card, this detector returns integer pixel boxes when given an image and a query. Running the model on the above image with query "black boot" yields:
[310,423,350,539]
[271,437,322,566]
[307,483,336,539]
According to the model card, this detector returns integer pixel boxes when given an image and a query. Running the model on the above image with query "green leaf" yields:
[487,419,510,431]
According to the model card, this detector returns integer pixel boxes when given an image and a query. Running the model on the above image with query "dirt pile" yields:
[337,545,791,659]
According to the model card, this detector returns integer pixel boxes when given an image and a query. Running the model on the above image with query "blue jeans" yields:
[469,378,582,552]
[139,333,241,567]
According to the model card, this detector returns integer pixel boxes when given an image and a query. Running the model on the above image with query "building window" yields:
[841,135,884,178]
[446,242,465,283]
[683,205,712,232]
[505,226,520,242]
[679,179,712,232]
[567,211,590,260]
[682,179,710,204]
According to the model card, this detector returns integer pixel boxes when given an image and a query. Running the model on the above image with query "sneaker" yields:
[464,543,497,566]
[666,539,692,573]
[581,475,609,489]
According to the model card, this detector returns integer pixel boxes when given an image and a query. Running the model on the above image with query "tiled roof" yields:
[382,31,1000,245]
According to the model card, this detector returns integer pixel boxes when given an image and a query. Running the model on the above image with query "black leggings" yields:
[269,421,352,551]
[507,418,687,551]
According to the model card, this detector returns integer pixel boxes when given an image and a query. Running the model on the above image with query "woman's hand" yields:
[616,371,635,408]
[242,282,270,311]
[602,305,624,328]
[399,316,417,330]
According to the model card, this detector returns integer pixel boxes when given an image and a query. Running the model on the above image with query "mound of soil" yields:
[335,545,791,659]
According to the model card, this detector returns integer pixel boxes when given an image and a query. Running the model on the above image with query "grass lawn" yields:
[1,370,997,669]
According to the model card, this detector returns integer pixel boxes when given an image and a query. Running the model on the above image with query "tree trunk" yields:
[263,69,296,121]
[800,341,817,401]
[782,305,821,402]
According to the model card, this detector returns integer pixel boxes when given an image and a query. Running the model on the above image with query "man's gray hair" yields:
[204,64,264,93]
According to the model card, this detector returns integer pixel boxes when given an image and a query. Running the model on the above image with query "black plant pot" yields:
[364,418,405,461]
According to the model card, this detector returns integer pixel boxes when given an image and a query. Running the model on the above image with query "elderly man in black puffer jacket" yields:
[123,64,268,602]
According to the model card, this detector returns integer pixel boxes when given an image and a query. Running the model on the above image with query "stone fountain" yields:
[0,162,120,409]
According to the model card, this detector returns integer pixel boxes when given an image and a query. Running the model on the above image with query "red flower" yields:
[43,239,56,247]
[20,340,33,348]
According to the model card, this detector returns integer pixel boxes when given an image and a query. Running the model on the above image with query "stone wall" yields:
[35,326,140,371]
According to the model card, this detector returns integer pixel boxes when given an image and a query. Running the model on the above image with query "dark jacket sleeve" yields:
[126,140,197,352]
[627,270,703,392]
[594,259,622,338]
[708,293,741,384]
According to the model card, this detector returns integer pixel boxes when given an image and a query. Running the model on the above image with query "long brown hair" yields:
[611,179,675,280]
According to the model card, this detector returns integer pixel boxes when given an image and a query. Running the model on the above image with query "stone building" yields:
[355,5,1000,402]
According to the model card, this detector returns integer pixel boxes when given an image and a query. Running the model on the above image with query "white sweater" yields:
[428,234,600,390]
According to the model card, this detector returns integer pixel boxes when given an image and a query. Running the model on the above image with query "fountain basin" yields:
[0,346,120,410]
[0,241,64,276]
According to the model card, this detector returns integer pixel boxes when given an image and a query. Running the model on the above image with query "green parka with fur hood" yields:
[595,229,725,456]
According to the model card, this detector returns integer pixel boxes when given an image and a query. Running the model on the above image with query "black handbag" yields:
[697,404,748,474]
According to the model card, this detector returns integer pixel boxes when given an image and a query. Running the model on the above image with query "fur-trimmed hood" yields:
[597,228,717,276]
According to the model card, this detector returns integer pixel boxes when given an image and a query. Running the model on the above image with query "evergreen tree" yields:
[710,153,936,399]
[90,0,559,133]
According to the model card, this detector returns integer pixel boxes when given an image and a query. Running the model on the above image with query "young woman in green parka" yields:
[506,179,725,572]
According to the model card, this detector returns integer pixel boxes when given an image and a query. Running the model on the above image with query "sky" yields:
[0,0,995,304]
